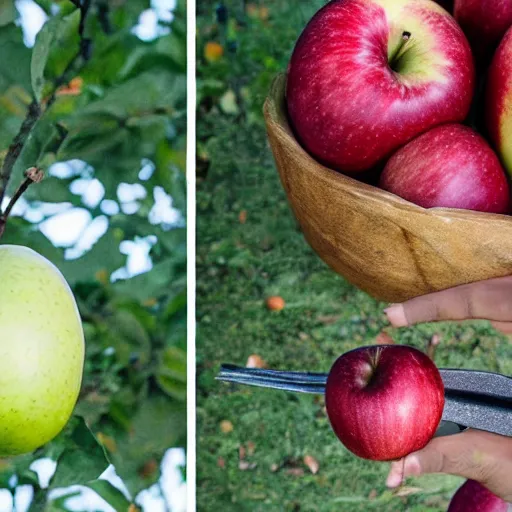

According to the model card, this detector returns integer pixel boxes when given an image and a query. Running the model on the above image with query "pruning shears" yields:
[216,364,512,437]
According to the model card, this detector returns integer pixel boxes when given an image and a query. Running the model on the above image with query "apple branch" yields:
[0,167,44,238]
[0,0,92,239]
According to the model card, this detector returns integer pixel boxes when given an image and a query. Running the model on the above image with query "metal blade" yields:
[217,365,512,436]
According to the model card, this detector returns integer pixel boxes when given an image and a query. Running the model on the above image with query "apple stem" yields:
[389,31,412,71]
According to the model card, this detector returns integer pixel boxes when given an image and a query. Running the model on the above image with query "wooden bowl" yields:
[263,73,512,303]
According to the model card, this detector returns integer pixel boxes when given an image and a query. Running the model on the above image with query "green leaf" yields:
[0,0,15,27]
[23,176,75,204]
[106,394,186,496]
[48,416,110,489]
[112,255,182,302]
[0,24,31,94]
[103,309,152,367]
[31,10,80,102]
[59,228,125,286]
[84,479,132,510]
[156,346,186,401]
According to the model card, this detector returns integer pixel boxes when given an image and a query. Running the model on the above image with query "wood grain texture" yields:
[264,73,512,302]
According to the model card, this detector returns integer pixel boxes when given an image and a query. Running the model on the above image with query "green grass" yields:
[196,2,512,510]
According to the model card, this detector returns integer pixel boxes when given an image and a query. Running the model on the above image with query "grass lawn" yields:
[196,1,512,510]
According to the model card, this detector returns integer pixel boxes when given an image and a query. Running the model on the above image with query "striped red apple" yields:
[379,124,510,213]
[286,0,475,173]
[448,480,510,512]
[325,345,444,461]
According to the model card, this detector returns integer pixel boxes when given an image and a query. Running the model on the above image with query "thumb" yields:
[384,276,512,327]
[386,429,512,498]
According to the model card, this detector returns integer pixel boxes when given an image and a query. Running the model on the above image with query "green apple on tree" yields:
[0,245,84,456]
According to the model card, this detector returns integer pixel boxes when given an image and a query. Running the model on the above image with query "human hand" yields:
[383,277,512,501]
[386,429,512,502]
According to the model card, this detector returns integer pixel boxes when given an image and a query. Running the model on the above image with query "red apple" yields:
[454,0,512,63]
[379,124,510,214]
[325,345,444,461]
[487,27,512,176]
[448,480,509,512]
[286,0,475,173]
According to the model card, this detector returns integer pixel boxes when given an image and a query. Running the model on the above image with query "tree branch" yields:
[0,101,42,208]
[0,167,44,238]
[0,0,93,239]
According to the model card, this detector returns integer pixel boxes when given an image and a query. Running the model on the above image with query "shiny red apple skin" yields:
[379,124,510,214]
[325,345,444,461]
[487,27,512,177]
[286,0,475,173]
[454,0,512,62]
[448,480,509,512]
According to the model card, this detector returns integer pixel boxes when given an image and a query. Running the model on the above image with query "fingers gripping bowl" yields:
[263,74,512,303]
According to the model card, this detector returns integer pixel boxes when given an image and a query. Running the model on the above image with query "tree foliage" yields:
[0,0,186,509]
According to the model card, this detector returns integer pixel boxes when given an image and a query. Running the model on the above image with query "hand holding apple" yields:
[325,344,444,461]
[386,429,512,504]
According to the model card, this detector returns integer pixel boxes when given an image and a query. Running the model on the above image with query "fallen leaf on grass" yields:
[285,468,305,477]
[266,296,285,311]
[204,41,223,62]
[220,420,233,433]
[393,486,423,497]
[368,489,378,500]
[239,461,257,471]
[375,331,395,345]
[239,210,247,224]
[246,354,266,368]
[317,314,341,325]
[247,441,256,455]
[303,455,319,474]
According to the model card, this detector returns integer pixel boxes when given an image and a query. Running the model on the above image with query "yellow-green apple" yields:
[286,0,475,173]
[0,245,84,455]
[379,124,510,213]
[448,480,509,512]
[454,0,512,63]
[325,345,444,461]
[487,27,512,176]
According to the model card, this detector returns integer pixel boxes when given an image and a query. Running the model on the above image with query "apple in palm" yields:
[448,480,510,512]
[325,345,444,461]
[379,124,510,213]
[454,0,512,62]
[487,27,512,176]
[286,0,475,173]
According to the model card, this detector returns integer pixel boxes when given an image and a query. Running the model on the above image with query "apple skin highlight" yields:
[286,0,474,173]
[325,345,444,461]
[379,124,510,214]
